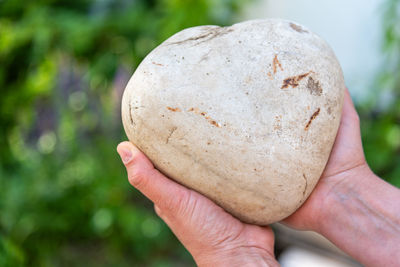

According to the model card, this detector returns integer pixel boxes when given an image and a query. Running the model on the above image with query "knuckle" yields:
[172,191,199,220]
[164,189,192,214]
[126,152,151,189]
[128,168,148,189]
[127,152,145,167]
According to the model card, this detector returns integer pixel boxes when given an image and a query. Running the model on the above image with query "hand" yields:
[117,142,279,267]
[284,88,400,267]
[284,88,369,231]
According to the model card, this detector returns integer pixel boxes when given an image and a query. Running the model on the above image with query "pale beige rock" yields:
[121,19,345,225]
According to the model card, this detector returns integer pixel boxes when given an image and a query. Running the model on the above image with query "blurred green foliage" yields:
[360,0,400,187]
[0,0,248,265]
[0,0,399,266]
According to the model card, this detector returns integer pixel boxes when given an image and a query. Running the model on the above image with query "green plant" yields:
[360,0,400,187]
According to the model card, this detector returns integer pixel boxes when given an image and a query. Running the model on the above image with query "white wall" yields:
[241,0,385,102]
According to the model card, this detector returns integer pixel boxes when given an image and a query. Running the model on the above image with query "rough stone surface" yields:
[121,19,345,225]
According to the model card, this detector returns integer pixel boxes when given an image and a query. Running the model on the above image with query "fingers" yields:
[116,141,242,234]
[116,141,191,213]
[117,142,278,265]
[341,88,360,126]
[334,88,362,146]
[116,141,230,225]
[116,142,238,250]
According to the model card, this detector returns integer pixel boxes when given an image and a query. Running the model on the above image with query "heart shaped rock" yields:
[121,19,345,225]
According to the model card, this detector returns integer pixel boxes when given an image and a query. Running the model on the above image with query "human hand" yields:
[283,88,370,231]
[117,142,279,267]
[283,88,400,266]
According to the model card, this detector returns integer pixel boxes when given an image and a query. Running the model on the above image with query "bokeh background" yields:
[0,0,399,266]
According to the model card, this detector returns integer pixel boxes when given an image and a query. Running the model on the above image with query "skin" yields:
[117,89,400,267]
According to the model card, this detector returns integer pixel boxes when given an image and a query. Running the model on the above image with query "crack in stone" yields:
[302,173,308,199]
[128,102,134,124]
[199,49,213,63]
[166,27,234,46]
[166,127,177,144]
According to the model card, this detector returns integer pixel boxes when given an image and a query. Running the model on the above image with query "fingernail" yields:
[117,146,133,164]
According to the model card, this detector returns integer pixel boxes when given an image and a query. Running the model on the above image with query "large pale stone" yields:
[121,19,345,225]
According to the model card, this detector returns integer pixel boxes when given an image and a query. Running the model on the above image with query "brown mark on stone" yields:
[281,72,310,89]
[210,120,221,128]
[290,23,308,33]
[324,99,338,116]
[188,107,221,127]
[274,115,282,131]
[245,76,252,84]
[307,77,323,96]
[152,62,164,66]
[166,127,177,144]
[305,108,321,130]
[273,54,283,74]
[167,107,181,112]
[267,72,273,80]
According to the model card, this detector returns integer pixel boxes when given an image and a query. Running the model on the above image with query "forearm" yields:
[317,166,400,266]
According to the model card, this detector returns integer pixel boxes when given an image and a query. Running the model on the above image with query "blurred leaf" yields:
[360,0,400,186]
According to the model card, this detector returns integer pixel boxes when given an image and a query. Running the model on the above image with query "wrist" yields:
[194,246,279,267]
[312,162,374,233]
[312,164,400,266]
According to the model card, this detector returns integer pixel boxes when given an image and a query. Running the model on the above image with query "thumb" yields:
[116,141,192,214]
